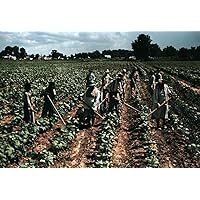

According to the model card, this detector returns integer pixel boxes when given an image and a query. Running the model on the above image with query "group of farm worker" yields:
[23,80,56,123]
[78,69,126,127]
[22,67,171,130]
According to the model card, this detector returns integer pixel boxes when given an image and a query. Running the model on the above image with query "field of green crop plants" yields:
[0,60,199,168]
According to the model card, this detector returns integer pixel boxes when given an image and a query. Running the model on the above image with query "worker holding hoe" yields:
[106,73,124,117]
[121,68,128,99]
[129,68,136,96]
[152,78,171,129]
[23,80,35,123]
[78,79,101,127]
[100,69,112,114]
[149,70,156,108]
[41,81,56,118]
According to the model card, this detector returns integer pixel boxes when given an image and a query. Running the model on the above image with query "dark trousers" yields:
[42,101,54,117]
[108,93,120,116]
[24,106,34,123]
[100,89,109,114]
[85,108,95,127]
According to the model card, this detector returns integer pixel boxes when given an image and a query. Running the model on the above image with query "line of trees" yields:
[73,49,134,60]
[131,34,200,61]
[0,46,27,60]
[0,34,200,61]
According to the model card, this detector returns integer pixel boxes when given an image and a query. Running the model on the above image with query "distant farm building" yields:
[104,55,111,59]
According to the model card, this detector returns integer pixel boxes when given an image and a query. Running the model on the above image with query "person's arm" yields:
[154,87,159,105]
[92,73,96,81]
[164,84,171,101]
[93,90,101,110]
[53,89,56,96]
[26,92,34,111]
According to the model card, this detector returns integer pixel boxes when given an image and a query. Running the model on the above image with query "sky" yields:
[0,32,200,56]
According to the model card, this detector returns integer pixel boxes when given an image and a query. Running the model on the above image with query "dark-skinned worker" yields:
[81,79,101,127]
[86,69,96,87]
[106,73,123,117]
[152,78,171,129]
[100,69,113,114]
[23,80,35,123]
[41,81,56,118]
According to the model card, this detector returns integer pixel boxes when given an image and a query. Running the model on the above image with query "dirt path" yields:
[111,82,146,168]
[111,82,131,167]
[170,75,200,94]
[0,115,13,126]
[112,104,146,168]
[52,119,101,168]
[111,103,132,167]
[178,79,200,94]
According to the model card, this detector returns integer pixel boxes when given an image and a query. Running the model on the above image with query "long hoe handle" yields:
[114,97,140,112]
[147,98,171,117]
[81,99,104,119]
[47,95,66,125]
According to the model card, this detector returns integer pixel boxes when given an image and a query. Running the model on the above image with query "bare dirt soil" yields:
[112,83,146,167]
[52,118,101,168]
[178,79,200,94]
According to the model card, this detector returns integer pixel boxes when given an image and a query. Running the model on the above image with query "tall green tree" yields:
[131,34,152,60]
[5,46,13,55]
[20,47,27,59]
[13,46,20,59]
[149,43,162,58]
[178,47,190,60]
[162,46,177,58]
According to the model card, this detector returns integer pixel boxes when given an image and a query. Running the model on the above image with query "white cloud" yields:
[0,32,200,55]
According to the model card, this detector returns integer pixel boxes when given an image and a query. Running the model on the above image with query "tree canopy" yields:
[131,34,152,60]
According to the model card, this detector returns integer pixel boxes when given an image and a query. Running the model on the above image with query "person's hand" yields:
[93,106,97,111]
[78,93,84,101]
[78,95,82,101]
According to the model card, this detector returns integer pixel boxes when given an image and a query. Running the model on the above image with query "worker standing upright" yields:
[86,69,96,87]
[41,81,56,118]
[107,73,123,117]
[152,78,171,129]
[23,80,35,123]
[100,69,112,114]
[81,79,100,127]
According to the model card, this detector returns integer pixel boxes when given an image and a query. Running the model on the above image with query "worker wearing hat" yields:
[152,78,171,129]
[106,73,123,116]
[82,80,100,127]
[100,68,113,114]
[23,80,35,123]
[86,69,96,87]
[121,68,128,99]
[41,81,56,118]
